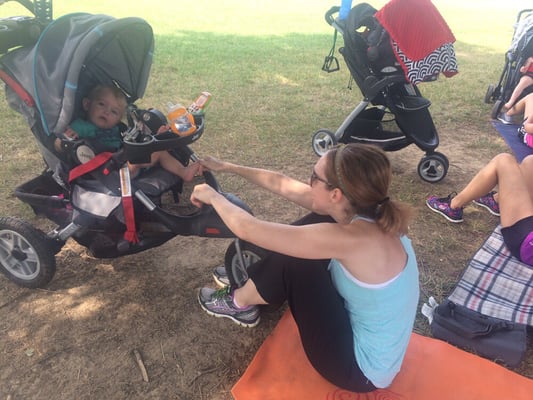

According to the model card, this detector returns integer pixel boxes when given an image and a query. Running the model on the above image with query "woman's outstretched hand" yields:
[199,156,227,172]
[190,183,220,208]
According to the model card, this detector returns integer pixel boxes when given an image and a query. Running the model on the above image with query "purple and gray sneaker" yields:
[473,191,500,216]
[426,193,464,223]
[198,286,260,328]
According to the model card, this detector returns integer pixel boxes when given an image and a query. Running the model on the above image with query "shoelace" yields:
[212,286,231,299]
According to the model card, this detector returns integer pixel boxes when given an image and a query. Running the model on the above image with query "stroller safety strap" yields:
[68,152,139,244]
[67,151,114,182]
[119,165,139,244]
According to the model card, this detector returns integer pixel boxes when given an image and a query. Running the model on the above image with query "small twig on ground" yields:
[160,341,165,362]
[133,349,149,382]
[189,365,221,386]
[174,351,184,374]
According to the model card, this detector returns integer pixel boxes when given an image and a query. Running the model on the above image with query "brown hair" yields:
[324,144,413,235]
[87,84,127,112]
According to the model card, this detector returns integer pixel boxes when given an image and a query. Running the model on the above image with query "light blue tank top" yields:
[328,234,419,388]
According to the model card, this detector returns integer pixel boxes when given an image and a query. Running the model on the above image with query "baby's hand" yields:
[64,127,79,140]
[156,124,171,135]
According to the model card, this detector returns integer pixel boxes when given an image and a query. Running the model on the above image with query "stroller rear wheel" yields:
[312,129,337,156]
[491,100,503,120]
[0,217,56,288]
[417,152,449,183]
[224,240,267,288]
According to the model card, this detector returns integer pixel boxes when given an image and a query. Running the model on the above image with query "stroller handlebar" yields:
[325,6,340,26]
[1,0,52,21]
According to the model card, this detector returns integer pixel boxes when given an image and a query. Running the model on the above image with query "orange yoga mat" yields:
[232,310,533,400]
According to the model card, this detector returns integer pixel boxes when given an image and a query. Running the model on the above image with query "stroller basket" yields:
[15,171,70,226]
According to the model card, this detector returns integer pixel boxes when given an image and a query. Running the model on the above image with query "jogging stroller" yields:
[485,8,533,120]
[0,1,254,289]
[313,2,458,183]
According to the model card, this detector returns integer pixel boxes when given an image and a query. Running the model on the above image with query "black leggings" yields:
[245,213,377,392]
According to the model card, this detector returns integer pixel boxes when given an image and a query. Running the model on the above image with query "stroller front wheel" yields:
[417,152,449,183]
[224,240,267,288]
[312,129,337,156]
[0,217,56,288]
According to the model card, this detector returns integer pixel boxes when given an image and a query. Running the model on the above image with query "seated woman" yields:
[191,143,420,392]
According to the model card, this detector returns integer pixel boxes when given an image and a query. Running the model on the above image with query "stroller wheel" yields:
[312,129,337,156]
[417,152,448,183]
[224,240,267,288]
[484,84,496,104]
[0,217,56,288]
[491,100,503,120]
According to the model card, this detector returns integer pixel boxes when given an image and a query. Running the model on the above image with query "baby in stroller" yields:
[54,84,201,182]
[0,8,251,289]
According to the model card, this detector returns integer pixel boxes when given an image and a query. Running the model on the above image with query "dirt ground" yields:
[1,125,533,400]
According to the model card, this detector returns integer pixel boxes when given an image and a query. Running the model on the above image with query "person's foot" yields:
[212,265,230,287]
[198,286,260,328]
[472,191,500,216]
[426,193,464,223]
[498,112,515,124]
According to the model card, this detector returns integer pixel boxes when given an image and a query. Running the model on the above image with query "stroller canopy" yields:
[0,13,153,136]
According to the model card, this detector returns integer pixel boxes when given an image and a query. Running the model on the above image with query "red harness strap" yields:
[68,152,114,182]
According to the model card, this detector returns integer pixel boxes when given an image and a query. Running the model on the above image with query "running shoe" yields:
[426,193,464,223]
[198,286,260,328]
[473,191,500,216]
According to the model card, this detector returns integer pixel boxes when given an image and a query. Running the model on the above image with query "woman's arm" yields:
[200,156,313,210]
[191,184,347,260]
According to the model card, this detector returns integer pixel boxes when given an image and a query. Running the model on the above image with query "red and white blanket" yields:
[375,0,458,84]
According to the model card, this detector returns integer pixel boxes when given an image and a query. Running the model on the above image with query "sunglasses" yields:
[310,169,334,188]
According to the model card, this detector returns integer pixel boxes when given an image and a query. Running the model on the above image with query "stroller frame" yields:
[312,4,449,183]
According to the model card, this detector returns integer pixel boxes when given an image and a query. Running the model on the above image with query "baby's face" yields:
[87,91,125,130]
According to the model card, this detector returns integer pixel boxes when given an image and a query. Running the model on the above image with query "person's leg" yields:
[520,155,533,197]
[507,91,533,116]
[242,253,376,392]
[152,151,199,182]
[505,76,533,110]
[451,153,533,227]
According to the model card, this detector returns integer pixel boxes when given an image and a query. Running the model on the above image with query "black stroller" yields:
[485,8,533,120]
[312,3,455,183]
[0,1,258,288]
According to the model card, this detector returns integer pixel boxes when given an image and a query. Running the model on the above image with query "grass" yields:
[1,0,533,379]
